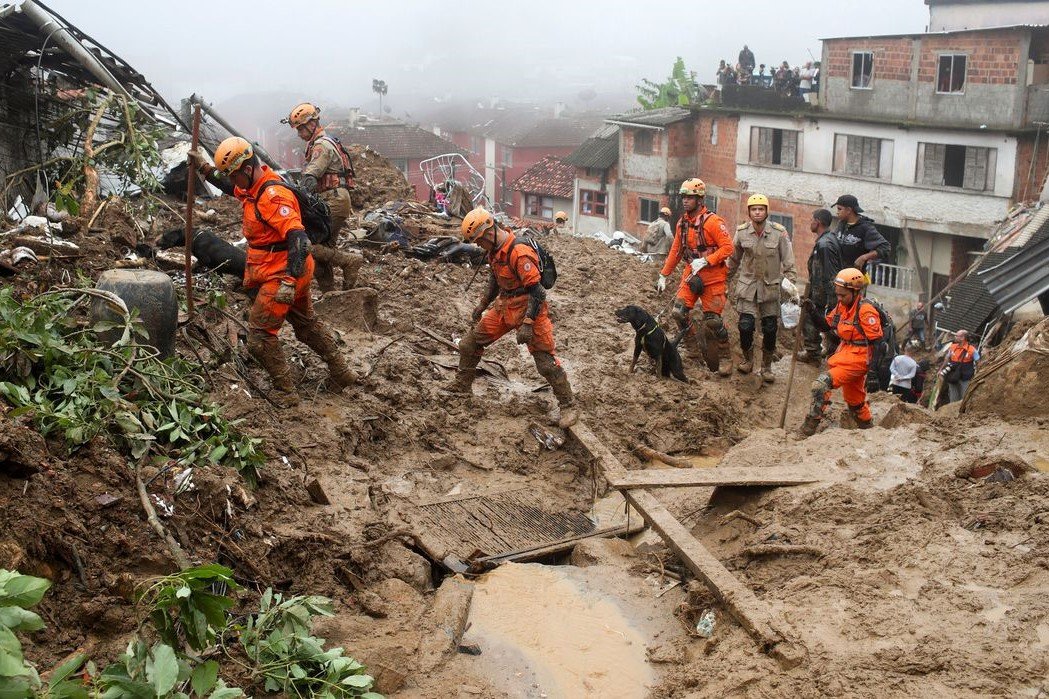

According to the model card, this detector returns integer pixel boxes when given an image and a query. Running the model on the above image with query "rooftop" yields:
[563,124,619,170]
[510,156,575,198]
[333,122,466,161]
[821,23,1047,41]
[605,107,693,129]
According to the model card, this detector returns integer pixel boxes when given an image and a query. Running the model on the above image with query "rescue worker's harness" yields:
[679,211,715,263]
[831,299,876,347]
[305,134,356,192]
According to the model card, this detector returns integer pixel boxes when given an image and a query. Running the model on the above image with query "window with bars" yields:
[749,127,800,167]
[580,189,608,217]
[501,147,513,167]
[525,194,555,219]
[851,51,873,89]
[704,195,718,213]
[916,143,996,191]
[639,198,661,223]
[937,55,966,94]
[769,214,793,237]
[833,134,893,180]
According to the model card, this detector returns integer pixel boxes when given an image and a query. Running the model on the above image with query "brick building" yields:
[510,156,575,223]
[564,124,620,236]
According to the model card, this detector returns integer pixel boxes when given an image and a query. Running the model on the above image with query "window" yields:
[391,159,409,176]
[501,147,513,168]
[526,194,555,219]
[769,214,793,237]
[749,127,800,167]
[639,198,661,223]
[851,51,873,89]
[704,195,718,213]
[634,130,653,155]
[937,54,966,94]
[470,136,483,154]
[580,189,608,217]
[833,134,893,180]
[711,120,718,145]
[916,143,997,191]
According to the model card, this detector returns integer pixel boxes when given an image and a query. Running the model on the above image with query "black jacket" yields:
[836,215,890,270]
[807,230,842,306]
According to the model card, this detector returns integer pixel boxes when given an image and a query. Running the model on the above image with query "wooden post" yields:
[778,326,803,429]
[184,103,201,319]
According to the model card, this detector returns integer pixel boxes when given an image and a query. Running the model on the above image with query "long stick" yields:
[184,103,202,319]
[633,444,693,469]
[778,325,802,429]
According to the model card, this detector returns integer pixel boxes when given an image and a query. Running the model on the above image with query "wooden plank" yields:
[608,465,825,490]
[568,421,805,669]
[475,521,648,565]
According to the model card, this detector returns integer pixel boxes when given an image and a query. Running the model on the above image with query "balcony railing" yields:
[869,263,916,293]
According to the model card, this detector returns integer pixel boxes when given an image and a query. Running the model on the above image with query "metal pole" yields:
[18,0,134,102]
[184,103,201,319]
[190,95,282,170]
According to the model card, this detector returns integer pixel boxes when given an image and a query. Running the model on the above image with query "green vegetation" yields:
[636,57,703,109]
[0,287,264,485]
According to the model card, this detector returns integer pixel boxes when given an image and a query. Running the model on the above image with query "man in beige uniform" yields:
[642,206,673,265]
[726,194,798,382]
[287,102,363,292]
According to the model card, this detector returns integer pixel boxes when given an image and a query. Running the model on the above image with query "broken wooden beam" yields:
[608,465,825,490]
[568,420,805,669]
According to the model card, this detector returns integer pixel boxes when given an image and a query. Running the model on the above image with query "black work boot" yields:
[797,415,821,437]
[716,338,734,377]
[297,321,357,392]
[248,333,300,408]
[447,330,482,394]
[534,352,578,427]
[738,347,754,374]
[760,352,775,383]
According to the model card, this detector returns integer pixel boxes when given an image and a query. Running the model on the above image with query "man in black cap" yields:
[833,194,890,274]
[799,208,842,363]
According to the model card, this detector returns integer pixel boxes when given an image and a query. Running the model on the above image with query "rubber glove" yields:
[516,322,534,345]
[274,280,296,305]
[690,257,708,273]
[780,277,799,298]
[656,275,667,293]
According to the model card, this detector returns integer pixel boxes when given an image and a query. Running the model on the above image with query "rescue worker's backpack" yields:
[309,134,356,183]
[254,180,333,245]
[512,237,557,289]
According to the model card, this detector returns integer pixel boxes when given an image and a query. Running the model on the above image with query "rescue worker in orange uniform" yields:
[448,207,578,428]
[191,137,356,407]
[657,178,735,375]
[798,268,883,436]
[286,103,363,292]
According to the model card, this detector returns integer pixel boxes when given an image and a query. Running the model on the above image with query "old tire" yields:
[92,269,178,358]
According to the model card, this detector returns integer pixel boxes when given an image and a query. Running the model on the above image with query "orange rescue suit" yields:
[475,233,555,354]
[824,297,883,422]
[660,208,734,314]
[234,165,314,335]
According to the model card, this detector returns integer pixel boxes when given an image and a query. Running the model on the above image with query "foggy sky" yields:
[43,0,929,119]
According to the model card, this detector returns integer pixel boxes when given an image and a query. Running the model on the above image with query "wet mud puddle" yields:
[462,562,655,698]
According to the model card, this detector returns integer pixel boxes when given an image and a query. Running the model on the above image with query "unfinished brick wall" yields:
[918,30,1024,86]
[825,38,915,82]
[1012,133,1049,203]
[696,115,739,190]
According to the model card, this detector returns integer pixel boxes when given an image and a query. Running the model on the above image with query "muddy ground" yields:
[2,188,1048,698]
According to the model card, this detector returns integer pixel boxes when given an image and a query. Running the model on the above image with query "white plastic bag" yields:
[781,300,801,329]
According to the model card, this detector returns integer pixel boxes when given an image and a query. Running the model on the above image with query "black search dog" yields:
[141,227,247,279]
[614,305,687,382]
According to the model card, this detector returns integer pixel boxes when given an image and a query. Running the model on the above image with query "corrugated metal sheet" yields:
[606,107,692,128]
[978,215,1049,314]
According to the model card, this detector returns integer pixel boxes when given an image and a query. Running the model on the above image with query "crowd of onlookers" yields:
[715,45,820,104]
